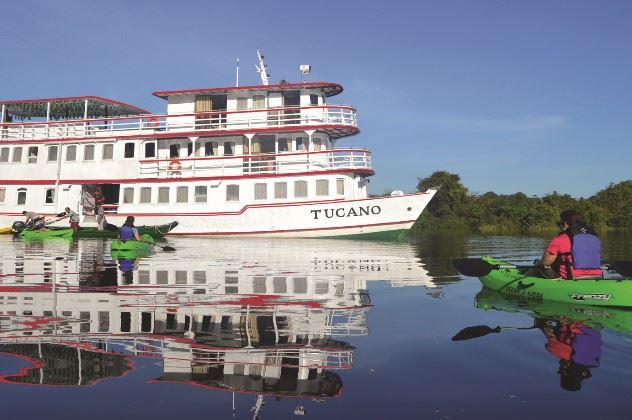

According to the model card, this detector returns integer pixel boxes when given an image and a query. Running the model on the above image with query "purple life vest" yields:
[570,232,601,270]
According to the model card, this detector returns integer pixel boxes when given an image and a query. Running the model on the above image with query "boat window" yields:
[293,277,308,294]
[27,146,38,164]
[254,183,267,200]
[169,144,180,158]
[315,281,329,295]
[312,138,322,151]
[158,187,170,203]
[273,277,287,293]
[194,186,207,203]
[17,188,27,205]
[12,147,22,163]
[310,94,319,106]
[66,145,77,161]
[139,187,151,204]
[47,146,58,162]
[124,142,135,158]
[45,188,55,204]
[122,188,134,204]
[204,141,217,156]
[144,142,156,158]
[253,276,266,293]
[336,179,345,195]
[0,188,6,203]
[316,179,329,196]
[237,97,248,111]
[0,147,9,162]
[252,95,266,109]
[274,182,287,199]
[224,142,235,156]
[102,144,114,160]
[84,145,95,161]
[294,181,307,198]
[98,312,110,332]
[176,186,188,203]
[295,137,305,151]
[226,184,239,202]
[277,138,288,152]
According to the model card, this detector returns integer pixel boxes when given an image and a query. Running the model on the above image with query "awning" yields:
[0,96,149,121]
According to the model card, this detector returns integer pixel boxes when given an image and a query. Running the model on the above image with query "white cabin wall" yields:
[166,95,195,129]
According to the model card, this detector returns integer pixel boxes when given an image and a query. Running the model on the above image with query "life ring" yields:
[145,116,160,128]
[167,159,182,176]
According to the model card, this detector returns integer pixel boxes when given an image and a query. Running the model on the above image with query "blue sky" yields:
[1,0,631,197]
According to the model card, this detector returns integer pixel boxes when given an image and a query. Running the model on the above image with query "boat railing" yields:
[138,148,373,178]
[0,105,357,141]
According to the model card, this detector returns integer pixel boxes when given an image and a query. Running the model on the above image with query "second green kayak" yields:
[479,256,632,307]
[110,234,154,254]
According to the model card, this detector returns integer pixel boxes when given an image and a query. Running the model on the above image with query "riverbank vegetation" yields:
[411,171,632,235]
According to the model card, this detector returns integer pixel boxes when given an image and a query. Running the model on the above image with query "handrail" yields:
[139,148,372,178]
[0,105,358,142]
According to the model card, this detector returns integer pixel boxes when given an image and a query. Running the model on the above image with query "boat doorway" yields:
[81,184,120,215]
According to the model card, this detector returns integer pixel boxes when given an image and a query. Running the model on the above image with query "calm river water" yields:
[0,232,631,419]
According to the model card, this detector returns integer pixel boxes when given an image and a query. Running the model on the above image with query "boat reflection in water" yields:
[0,237,439,415]
[467,289,630,392]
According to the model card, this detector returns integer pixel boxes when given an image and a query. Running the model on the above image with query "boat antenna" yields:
[255,49,270,85]
[236,58,240,87]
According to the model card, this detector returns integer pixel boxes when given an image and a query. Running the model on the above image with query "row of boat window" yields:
[0,137,324,163]
[0,179,345,206]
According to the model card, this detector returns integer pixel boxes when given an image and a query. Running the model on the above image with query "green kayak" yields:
[475,288,632,334]
[110,234,154,257]
[18,221,178,239]
[19,228,74,239]
[477,256,632,308]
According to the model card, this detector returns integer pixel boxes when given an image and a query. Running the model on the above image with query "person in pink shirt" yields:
[532,210,603,279]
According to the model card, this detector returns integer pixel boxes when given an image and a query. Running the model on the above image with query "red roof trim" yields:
[153,82,343,99]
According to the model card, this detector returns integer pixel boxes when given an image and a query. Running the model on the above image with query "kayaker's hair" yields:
[560,210,583,227]
[22,211,27,215]
[124,216,135,227]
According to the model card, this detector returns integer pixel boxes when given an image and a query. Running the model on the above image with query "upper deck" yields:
[0,82,358,143]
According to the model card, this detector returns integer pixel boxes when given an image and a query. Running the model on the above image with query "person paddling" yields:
[22,211,44,228]
[531,210,602,279]
[63,207,81,232]
[119,216,141,241]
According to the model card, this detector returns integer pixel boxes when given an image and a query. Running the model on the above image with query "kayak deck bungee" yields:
[478,256,632,308]
[475,288,632,334]
[19,228,74,239]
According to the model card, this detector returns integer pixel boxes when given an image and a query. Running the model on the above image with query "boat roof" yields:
[153,81,343,100]
[0,96,149,120]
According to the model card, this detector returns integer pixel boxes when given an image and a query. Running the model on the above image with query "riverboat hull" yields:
[479,257,632,308]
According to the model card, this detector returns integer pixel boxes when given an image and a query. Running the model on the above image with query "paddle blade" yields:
[451,325,501,341]
[610,261,632,277]
[162,245,176,252]
[453,258,494,277]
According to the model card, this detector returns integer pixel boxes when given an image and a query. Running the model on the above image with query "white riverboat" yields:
[0,52,436,238]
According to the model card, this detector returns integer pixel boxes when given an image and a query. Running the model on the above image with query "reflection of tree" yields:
[411,232,468,281]
[0,344,130,386]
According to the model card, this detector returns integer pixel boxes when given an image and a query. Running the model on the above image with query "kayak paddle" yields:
[146,241,175,252]
[452,258,531,277]
[451,324,537,341]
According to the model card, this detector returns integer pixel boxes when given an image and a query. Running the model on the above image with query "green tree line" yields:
[411,171,632,235]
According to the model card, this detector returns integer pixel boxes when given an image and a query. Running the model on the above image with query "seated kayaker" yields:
[530,210,602,279]
[120,216,141,241]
